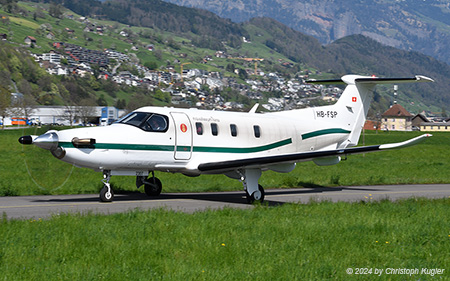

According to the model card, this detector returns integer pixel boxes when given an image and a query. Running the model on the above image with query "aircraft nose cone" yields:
[33,132,59,151]
[18,135,33,145]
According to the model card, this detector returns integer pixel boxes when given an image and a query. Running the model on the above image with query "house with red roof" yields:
[381,104,413,131]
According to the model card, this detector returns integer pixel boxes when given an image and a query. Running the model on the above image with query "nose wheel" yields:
[100,170,114,202]
[100,184,114,202]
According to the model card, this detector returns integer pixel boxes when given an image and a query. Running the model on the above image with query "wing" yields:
[197,134,431,173]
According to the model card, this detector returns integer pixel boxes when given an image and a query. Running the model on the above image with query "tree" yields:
[49,3,63,19]
[78,99,97,125]
[8,93,36,123]
[60,105,78,127]
[96,94,107,106]
[144,61,158,70]
[238,68,248,80]
[115,99,126,109]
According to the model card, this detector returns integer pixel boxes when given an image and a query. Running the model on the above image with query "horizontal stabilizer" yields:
[306,75,434,85]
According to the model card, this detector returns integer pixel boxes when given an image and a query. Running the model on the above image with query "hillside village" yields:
[8,37,450,132]
[1,8,449,132]
[28,37,335,112]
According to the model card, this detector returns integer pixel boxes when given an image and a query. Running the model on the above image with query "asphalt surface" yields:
[1,184,449,220]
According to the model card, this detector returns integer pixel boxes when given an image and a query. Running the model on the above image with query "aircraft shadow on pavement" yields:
[31,186,387,207]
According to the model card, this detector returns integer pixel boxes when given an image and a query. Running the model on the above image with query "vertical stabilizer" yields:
[307,75,434,148]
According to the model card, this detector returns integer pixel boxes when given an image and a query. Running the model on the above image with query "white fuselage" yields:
[55,106,350,176]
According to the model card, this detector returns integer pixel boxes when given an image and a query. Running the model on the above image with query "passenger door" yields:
[170,112,193,160]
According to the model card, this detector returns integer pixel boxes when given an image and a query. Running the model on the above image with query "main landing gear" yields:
[99,171,162,202]
[136,172,162,197]
[240,168,265,204]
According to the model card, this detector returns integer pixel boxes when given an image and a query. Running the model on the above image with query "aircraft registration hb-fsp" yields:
[19,75,433,203]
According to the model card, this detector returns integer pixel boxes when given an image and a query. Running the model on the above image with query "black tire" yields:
[144,177,162,196]
[100,186,114,202]
[246,184,265,204]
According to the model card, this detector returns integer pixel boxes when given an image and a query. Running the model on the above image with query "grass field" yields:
[1,129,449,280]
[0,198,449,280]
[1,128,449,196]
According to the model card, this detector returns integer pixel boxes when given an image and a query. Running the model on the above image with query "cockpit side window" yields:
[144,114,168,132]
[116,111,169,132]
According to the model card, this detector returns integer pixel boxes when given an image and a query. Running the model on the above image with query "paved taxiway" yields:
[1,184,449,220]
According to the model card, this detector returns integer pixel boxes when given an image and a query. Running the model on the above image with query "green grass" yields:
[1,128,449,196]
[0,198,449,280]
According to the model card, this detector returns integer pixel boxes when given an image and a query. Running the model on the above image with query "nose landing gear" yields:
[100,170,114,202]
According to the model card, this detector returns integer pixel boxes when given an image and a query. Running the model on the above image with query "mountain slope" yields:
[163,0,450,65]
[47,0,248,49]
[3,1,450,112]
[245,18,450,112]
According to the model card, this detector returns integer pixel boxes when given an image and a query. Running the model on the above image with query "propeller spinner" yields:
[19,131,65,159]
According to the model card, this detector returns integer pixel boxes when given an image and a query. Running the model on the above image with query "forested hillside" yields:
[33,0,247,50]
[0,42,154,110]
[1,0,449,114]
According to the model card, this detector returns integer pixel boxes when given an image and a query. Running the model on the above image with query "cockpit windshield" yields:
[116,112,169,132]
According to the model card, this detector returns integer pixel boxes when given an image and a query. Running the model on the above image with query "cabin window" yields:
[230,124,237,137]
[116,111,169,132]
[253,125,261,138]
[211,123,218,136]
[196,122,203,135]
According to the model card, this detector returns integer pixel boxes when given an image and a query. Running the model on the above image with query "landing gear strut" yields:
[136,171,162,197]
[240,168,265,204]
[100,170,114,202]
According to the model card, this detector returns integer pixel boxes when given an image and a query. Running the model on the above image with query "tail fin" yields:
[307,75,433,148]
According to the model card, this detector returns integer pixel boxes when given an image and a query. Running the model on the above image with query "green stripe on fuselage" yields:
[192,138,292,153]
[59,138,292,154]
[301,128,350,140]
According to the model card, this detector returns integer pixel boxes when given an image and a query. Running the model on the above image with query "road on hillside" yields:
[1,184,449,220]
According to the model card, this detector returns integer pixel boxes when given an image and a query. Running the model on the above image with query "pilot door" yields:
[170,112,193,160]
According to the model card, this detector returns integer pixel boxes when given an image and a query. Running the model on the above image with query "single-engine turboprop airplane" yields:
[19,75,433,203]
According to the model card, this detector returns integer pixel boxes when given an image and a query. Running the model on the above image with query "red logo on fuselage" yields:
[352,97,357,102]
[180,123,187,133]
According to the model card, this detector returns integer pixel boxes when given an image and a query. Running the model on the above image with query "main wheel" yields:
[246,184,265,204]
[100,185,114,202]
[144,177,162,196]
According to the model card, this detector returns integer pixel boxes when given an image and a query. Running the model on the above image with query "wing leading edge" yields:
[197,134,432,173]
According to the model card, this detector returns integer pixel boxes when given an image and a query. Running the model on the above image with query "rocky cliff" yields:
[164,0,450,65]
